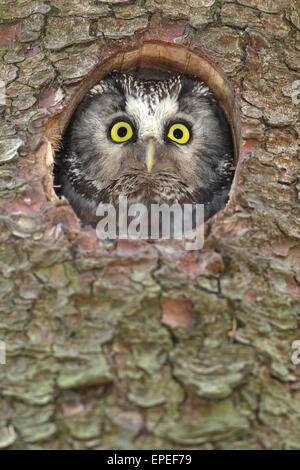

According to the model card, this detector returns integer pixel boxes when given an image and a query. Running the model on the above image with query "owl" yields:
[56,69,234,228]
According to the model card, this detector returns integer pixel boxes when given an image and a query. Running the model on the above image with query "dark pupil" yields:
[173,128,183,139]
[118,126,127,138]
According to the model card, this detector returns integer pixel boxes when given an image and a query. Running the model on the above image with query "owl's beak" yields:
[146,138,155,173]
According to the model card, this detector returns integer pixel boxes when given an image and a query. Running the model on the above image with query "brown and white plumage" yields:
[56,70,234,227]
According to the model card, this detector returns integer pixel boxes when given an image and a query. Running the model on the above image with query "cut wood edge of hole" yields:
[43,40,241,220]
[45,41,241,166]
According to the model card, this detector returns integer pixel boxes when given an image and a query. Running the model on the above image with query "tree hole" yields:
[47,42,240,238]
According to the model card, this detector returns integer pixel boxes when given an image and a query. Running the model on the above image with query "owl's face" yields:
[60,71,233,226]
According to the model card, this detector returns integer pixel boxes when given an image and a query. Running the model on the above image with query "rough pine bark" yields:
[0,0,299,450]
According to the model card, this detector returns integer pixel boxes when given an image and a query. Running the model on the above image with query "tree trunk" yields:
[0,0,299,450]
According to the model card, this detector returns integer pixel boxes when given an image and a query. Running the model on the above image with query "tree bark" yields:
[0,0,299,450]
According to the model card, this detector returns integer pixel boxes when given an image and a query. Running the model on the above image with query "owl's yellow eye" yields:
[110,121,133,143]
[167,123,190,144]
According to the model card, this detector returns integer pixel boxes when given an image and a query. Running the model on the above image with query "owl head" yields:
[58,70,234,227]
